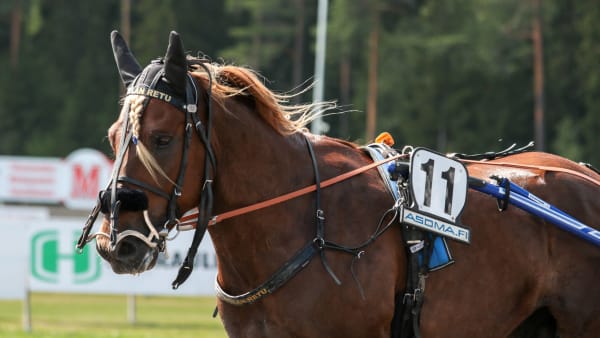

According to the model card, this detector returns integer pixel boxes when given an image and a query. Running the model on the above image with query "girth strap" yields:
[398,225,432,338]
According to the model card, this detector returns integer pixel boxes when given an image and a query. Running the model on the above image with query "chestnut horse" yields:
[82,31,600,337]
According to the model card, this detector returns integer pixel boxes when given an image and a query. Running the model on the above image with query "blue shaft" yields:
[469,178,600,248]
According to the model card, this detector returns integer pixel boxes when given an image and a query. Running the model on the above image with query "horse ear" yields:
[163,31,187,96]
[110,30,142,87]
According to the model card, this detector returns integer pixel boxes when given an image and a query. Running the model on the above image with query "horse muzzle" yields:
[96,187,165,274]
[96,233,159,274]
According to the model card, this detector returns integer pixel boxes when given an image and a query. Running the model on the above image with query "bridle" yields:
[76,57,217,289]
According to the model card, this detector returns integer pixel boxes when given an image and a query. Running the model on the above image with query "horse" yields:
[84,31,600,337]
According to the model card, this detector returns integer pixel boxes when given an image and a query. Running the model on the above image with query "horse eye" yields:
[154,135,172,148]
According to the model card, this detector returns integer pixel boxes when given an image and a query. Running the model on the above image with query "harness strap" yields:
[117,176,171,199]
[165,119,191,227]
[399,225,432,338]
[172,64,215,290]
[178,152,405,229]
[78,102,134,251]
[215,241,319,305]
[305,136,342,285]
[109,122,134,246]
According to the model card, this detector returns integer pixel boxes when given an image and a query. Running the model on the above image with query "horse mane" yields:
[124,58,340,185]
[189,59,336,135]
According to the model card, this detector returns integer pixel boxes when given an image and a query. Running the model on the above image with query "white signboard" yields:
[0,148,113,210]
[0,206,49,300]
[0,207,218,299]
[63,149,113,210]
[28,218,217,295]
[0,157,64,204]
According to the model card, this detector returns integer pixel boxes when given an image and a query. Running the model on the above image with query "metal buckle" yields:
[313,237,325,249]
[185,104,197,113]
[162,218,180,235]
[402,288,423,305]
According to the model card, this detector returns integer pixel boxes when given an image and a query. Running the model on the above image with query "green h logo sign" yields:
[31,230,101,283]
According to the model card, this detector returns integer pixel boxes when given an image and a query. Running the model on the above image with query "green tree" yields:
[0,1,120,156]
[0,0,598,169]
[221,0,316,96]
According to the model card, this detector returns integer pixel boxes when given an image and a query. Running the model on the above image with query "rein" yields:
[177,152,405,229]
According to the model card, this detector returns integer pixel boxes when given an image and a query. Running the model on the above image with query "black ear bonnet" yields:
[111,30,196,112]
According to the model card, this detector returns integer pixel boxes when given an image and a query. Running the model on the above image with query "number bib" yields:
[402,148,471,243]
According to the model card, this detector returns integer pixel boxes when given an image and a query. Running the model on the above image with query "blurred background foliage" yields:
[0,0,598,166]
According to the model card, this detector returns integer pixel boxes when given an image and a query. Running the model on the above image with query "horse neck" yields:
[206,101,322,288]
[211,108,314,212]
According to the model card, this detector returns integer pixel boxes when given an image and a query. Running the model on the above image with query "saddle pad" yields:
[363,143,454,270]
[425,235,454,271]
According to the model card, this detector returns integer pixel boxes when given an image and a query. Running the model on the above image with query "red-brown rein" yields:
[178,153,406,229]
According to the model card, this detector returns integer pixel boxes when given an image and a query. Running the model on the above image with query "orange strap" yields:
[460,159,600,187]
[179,153,405,228]
[179,156,600,229]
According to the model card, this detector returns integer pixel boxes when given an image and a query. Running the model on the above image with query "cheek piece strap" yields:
[76,60,216,290]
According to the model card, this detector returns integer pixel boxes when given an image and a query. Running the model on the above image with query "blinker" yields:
[100,188,149,214]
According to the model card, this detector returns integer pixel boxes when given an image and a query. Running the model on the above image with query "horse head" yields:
[95,31,212,275]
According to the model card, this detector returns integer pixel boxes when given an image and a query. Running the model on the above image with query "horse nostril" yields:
[116,240,137,257]
[107,235,157,274]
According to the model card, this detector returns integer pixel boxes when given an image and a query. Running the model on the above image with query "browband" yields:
[127,83,187,112]
[125,58,190,112]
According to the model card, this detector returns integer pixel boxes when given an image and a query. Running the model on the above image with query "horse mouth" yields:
[96,236,159,274]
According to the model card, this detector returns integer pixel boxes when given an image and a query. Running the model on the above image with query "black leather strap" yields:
[215,241,319,305]
[117,176,171,200]
[304,136,342,285]
[172,63,215,289]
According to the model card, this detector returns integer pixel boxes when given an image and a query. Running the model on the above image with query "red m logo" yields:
[71,165,100,199]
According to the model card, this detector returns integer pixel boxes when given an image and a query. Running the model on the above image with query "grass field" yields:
[0,293,228,338]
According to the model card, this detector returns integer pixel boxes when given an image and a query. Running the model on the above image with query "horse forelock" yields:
[125,94,175,186]
[190,61,336,135]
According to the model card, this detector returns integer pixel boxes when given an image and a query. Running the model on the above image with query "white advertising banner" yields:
[27,218,217,296]
[0,207,217,299]
[0,148,113,210]
[0,157,64,204]
[0,206,49,300]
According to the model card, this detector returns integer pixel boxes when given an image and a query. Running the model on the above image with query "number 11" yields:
[420,159,455,215]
